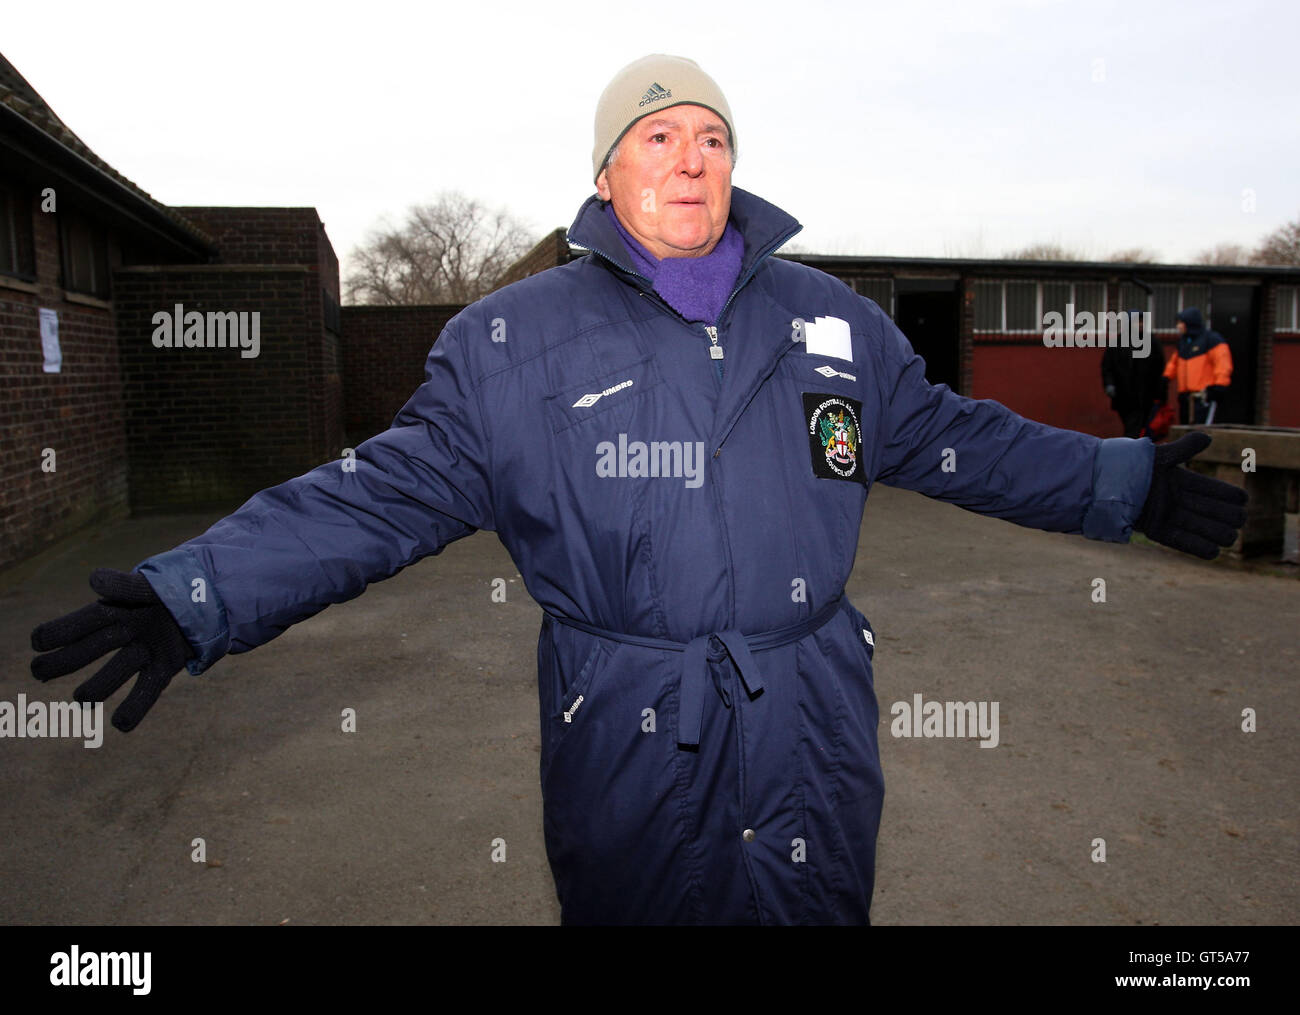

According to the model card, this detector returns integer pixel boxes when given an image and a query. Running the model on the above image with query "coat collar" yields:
[566,185,803,299]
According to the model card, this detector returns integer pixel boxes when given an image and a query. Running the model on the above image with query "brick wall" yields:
[173,207,323,266]
[339,305,462,444]
[98,207,346,513]
[1257,281,1275,426]
[175,208,343,466]
[959,275,975,397]
[491,228,571,291]
[317,218,340,303]
[318,218,342,454]
[0,182,129,571]
[113,263,344,512]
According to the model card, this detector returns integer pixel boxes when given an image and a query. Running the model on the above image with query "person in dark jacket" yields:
[1102,310,1167,437]
[1164,306,1233,424]
[29,54,1249,925]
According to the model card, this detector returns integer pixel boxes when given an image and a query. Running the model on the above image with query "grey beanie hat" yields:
[592,54,736,182]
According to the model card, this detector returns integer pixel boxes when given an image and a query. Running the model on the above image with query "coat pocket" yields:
[845,602,876,678]
[553,637,609,725]
[540,629,616,787]
[544,354,662,434]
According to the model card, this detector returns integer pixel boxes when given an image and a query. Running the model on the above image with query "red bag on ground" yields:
[1142,404,1176,441]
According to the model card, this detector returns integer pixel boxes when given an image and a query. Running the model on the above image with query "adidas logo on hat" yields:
[637,82,672,107]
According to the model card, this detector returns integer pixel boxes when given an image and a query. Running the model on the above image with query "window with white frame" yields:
[1181,284,1211,324]
[1074,282,1106,318]
[1005,281,1038,331]
[59,208,110,298]
[1276,286,1299,332]
[1118,283,1152,315]
[1153,283,1211,331]
[974,281,1001,331]
[973,280,1108,333]
[0,181,36,279]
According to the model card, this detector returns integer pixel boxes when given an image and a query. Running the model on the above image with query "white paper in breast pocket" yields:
[804,315,853,362]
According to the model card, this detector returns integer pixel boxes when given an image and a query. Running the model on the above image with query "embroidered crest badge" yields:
[803,393,865,483]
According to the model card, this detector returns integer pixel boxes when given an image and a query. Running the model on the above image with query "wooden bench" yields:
[1168,425,1300,561]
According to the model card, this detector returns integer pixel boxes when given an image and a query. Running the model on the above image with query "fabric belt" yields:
[549,594,845,746]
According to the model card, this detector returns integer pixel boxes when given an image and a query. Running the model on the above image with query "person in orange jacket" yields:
[1164,306,1232,424]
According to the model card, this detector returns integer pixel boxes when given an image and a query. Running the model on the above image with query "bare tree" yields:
[1192,242,1252,265]
[1107,247,1162,264]
[1005,242,1085,261]
[344,192,536,305]
[1251,215,1300,266]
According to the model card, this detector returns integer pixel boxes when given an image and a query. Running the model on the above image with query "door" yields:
[1209,284,1259,424]
[895,282,960,392]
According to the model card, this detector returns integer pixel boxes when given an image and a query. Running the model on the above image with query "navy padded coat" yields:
[136,187,1155,924]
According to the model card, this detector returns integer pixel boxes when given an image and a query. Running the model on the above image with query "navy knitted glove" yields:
[1136,432,1248,560]
[30,568,194,732]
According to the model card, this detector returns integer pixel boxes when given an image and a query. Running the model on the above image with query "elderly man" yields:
[31,55,1247,925]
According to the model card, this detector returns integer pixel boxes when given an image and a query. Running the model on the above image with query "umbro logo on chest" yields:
[573,378,634,408]
[814,364,857,382]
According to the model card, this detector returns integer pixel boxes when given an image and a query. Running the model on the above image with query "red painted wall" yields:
[1272,336,1300,427]
[970,337,1180,437]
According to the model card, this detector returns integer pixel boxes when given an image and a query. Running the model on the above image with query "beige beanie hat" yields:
[592,54,736,182]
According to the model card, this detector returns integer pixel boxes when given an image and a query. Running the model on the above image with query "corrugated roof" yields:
[0,51,212,248]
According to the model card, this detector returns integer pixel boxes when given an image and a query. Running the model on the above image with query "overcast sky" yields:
[6,0,1297,280]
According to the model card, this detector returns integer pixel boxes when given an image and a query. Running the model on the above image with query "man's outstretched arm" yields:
[31,318,494,727]
[869,308,1245,555]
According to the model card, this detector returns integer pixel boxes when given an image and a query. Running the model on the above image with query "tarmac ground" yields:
[1,483,1296,925]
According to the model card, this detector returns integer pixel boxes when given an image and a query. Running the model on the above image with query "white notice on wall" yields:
[39,308,61,373]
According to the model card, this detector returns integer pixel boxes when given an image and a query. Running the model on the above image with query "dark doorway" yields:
[1209,285,1258,424]
[895,281,960,391]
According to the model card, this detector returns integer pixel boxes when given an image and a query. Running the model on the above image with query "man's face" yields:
[595,103,732,260]
[1176,321,1187,336]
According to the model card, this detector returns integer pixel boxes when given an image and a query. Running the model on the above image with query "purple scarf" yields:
[604,203,743,325]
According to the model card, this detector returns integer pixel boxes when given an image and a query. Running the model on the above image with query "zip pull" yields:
[705,325,724,360]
